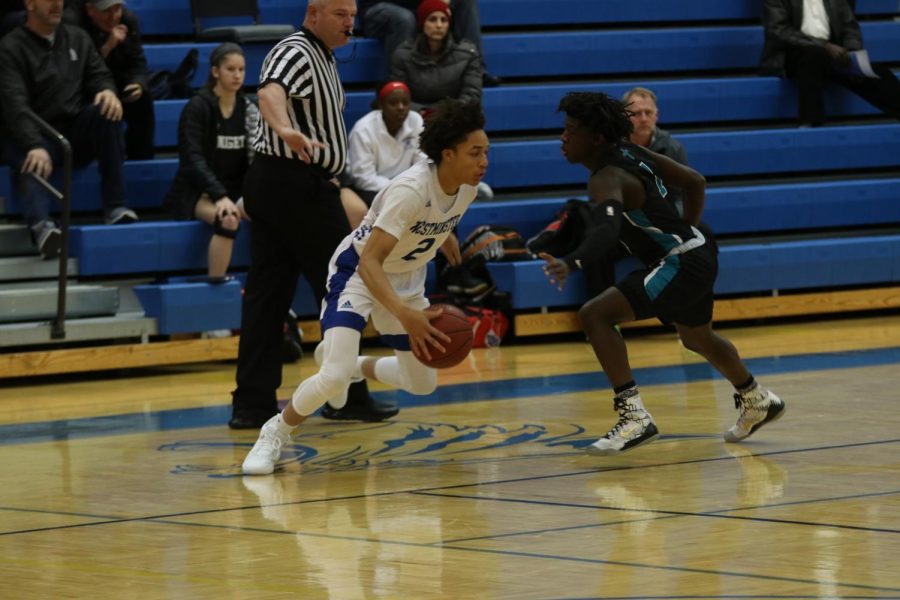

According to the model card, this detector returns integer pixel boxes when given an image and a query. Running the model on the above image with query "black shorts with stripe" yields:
[615,243,718,327]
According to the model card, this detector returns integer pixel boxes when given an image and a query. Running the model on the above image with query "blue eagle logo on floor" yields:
[159,420,619,477]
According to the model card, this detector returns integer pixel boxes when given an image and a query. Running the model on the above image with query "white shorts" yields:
[320,243,428,350]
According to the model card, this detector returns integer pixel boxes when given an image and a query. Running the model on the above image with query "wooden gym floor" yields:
[1,314,899,599]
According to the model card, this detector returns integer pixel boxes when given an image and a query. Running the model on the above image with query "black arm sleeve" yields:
[562,199,622,270]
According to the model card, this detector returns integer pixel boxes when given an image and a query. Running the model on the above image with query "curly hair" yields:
[419,99,486,164]
[557,92,633,143]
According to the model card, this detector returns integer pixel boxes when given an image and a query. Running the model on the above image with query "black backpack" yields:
[525,199,594,258]
[148,49,199,100]
[460,224,533,263]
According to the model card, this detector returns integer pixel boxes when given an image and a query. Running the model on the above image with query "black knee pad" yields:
[213,213,239,239]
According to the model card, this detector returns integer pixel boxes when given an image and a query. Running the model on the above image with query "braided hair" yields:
[557,92,633,143]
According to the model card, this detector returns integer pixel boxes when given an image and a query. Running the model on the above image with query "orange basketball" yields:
[417,304,474,368]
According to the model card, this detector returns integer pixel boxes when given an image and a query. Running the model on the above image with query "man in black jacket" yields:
[0,0,137,258]
[68,0,154,159]
[760,0,900,126]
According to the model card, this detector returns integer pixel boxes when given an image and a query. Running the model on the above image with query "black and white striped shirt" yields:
[253,27,347,175]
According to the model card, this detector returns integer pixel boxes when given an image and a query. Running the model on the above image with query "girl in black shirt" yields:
[164,42,259,278]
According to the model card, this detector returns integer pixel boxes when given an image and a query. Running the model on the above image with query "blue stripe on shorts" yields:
[645,255,680,300]
[321,244,367,333]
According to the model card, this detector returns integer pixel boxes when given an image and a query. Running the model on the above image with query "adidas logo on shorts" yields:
[340,300,353,310]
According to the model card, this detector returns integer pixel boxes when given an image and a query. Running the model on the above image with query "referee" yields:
[229,0,397,429]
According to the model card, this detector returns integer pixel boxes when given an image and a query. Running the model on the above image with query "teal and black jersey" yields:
[596,141,702,265]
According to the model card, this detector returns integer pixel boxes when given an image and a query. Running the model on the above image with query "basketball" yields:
[416,304,474,368]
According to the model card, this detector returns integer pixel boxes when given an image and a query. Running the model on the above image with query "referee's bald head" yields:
[306,0,357,50]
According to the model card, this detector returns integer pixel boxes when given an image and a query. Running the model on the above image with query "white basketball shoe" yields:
[586,397,660,456]
[724,387,785,443]
[242,415,291,475]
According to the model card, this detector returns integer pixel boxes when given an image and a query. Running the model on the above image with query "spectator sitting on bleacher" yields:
[341,80,425,228]
[623,86,688,215]
[65,0,155,159]
[0,0,137,260]
[341,78,490,228]
[163,42,259,280]
[389,0,482,114]
[761,0,900,127]
[359,0,498,87]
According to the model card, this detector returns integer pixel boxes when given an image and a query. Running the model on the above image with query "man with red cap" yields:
[357,0,499,86]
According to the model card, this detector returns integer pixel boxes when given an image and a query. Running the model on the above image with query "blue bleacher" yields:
[154,74,900,147]
[133,279,243,334]
[63,174,900,318]
[0,161,177,214]
[451,181,900,310]
[716,234,900,294]
[453,179,900,241]
[478,0,900,25]
[128,0,305,37]
[5,124,900,213]
[74,179,886,275]
[5,122,900,217]
[69,222,251,276]
[145,40,383,88]
[484,23,900,78]
[142,21,900,88]
[486,124,900,189]
[129,0,900,36]
[485,233,900,310]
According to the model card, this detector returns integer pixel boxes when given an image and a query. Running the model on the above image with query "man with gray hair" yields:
[622,86,688,214]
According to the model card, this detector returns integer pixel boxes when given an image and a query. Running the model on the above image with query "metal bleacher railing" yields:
[22,110,73,340]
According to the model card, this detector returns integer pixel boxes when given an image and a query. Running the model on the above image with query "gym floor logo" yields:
[160,421,601,478]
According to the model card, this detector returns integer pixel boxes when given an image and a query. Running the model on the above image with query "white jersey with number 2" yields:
[335,160,477,295]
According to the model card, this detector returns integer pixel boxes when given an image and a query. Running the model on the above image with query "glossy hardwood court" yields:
[1,315,899,599]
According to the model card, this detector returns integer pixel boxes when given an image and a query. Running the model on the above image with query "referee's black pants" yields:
[785,45,900,126]
[231,154,361,419]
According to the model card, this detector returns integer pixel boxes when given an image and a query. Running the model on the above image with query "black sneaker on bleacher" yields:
[32,220,62,260]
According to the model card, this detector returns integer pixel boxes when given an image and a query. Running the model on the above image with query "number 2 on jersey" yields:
[401,238,436,262]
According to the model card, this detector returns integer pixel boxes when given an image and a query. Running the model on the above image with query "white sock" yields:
[273,413,295,436]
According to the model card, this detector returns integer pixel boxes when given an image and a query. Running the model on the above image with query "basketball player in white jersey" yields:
[243,99,489,475]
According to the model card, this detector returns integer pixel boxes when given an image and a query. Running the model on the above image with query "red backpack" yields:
[463,305,510,348]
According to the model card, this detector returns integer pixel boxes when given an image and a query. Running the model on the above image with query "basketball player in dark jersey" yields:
[540,92,785,456]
